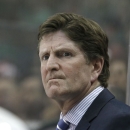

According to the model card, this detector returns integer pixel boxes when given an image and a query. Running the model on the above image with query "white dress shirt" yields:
[59,86,104,130]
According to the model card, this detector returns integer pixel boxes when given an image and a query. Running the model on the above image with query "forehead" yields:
[39,31,81,53]
[40,31,70,45]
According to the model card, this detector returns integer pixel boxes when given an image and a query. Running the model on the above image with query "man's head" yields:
[38,13,109,88]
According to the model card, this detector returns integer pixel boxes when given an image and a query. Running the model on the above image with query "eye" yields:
[57,51,72,58]
[41,54,49,61]
[63,52,72,57]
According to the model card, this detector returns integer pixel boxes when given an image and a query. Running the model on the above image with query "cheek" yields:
[64,65,86,84]
[65,67,77,78]
[41,66,46,83]
[73,65,91,84]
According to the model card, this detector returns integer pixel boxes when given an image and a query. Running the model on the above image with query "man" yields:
[38,13,130,130]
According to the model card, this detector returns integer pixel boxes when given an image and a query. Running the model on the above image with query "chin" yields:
[46,87,60,98]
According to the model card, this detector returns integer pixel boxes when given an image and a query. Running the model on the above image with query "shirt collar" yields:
[60,86,104,126]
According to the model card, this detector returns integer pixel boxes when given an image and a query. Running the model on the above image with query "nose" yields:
[46,55,60,71]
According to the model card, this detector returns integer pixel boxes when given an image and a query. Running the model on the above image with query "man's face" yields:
[39,31,94,101]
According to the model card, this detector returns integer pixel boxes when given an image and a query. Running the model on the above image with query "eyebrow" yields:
[55,46,77,52]
[39,43,78,55]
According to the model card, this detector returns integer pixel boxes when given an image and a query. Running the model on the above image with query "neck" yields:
[55,81,101,115]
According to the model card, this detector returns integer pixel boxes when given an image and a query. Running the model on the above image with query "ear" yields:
[90,57,104,83]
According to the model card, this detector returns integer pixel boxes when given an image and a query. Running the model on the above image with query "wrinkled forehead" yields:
[39,31,82,54]
[38,31,90,64]
[38,31,79,51]
[38,32,55,54]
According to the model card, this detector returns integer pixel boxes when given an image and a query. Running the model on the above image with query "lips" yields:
[47,75,65,82]
[49,77,63,81]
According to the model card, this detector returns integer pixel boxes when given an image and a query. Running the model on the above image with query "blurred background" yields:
[0,0,130,130]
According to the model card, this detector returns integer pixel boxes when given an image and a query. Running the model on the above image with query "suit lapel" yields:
[75,89,115,130]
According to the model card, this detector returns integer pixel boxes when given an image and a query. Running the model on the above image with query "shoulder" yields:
[76,89,130,130]
[100,99,130,129]
[89,88,130,121]
[101,98,130,117]
[90,97,130,129]
[98,89,130,116]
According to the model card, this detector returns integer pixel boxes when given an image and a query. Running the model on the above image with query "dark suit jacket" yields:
[76,88,130,130]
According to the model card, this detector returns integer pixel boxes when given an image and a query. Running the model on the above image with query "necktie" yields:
[56,119,70,130]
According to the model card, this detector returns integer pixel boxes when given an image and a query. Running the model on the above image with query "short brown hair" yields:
[38,13,110,88]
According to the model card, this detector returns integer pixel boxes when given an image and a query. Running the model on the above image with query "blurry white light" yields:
[0,122,12,130]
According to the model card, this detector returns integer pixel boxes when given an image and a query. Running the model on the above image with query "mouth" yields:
[48,76,64,82]
[49,77,62,81]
